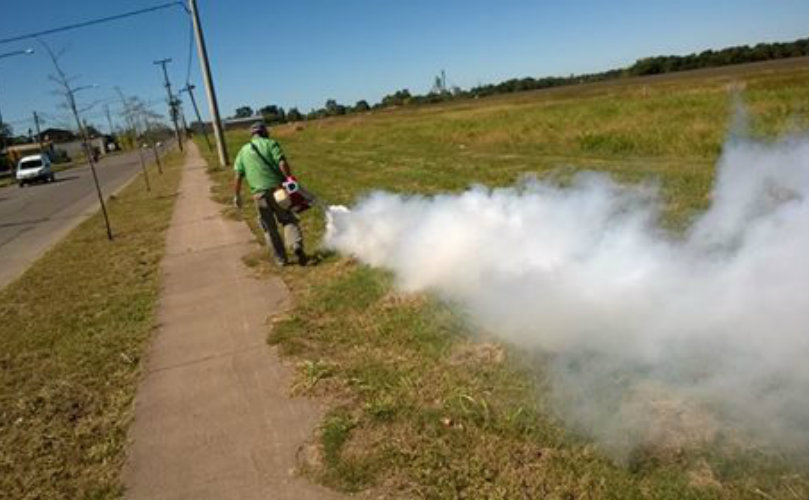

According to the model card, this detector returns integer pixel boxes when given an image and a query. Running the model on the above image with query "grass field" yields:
[199,58,809,499]
[0,152,182,499]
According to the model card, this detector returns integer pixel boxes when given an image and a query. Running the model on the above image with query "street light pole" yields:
[33,111,43,153]
[188,0,228,167]
[104,104,115,136]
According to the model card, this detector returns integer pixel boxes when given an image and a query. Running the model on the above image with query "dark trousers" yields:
[254,191,303,264]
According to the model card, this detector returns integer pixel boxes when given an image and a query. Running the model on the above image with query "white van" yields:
[16,154,55,187]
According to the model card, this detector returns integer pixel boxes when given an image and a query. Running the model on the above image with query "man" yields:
[233,121,307,266]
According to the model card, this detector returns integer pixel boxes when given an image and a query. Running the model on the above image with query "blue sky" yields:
[0,0,807,135]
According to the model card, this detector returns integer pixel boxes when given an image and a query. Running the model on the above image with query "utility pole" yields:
[188,0,228,166]
[113,87,134,148]
[153,58,183,151]
[114,88,151,192]
[33,111,43,153]
[178,103,188,137]
[180,82,212,151]
[104,104,115,136]
[0,85,5,154]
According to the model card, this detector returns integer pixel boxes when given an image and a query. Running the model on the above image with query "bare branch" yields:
[79,99,103,114]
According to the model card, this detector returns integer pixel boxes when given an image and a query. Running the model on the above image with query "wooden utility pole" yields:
[179,104,188,136]
[180,83,212,151]
[104,104,115,136]
[188,0,228,166]
[114,88,151,191]
[32,111,43,153]
[153,58,183,151]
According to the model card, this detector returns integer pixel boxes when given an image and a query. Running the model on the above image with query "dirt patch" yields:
[448,340,505,366]
[624,382,720,462]
[688,459,722,489]
[377,290,429,310]
[298,440,326,470]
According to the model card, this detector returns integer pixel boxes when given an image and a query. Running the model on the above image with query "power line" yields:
[0,2,185,46]
[2,97,165,125]
[5,115,34,124]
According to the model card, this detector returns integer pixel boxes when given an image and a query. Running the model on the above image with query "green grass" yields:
[197,60,809,499]
[0,151,183,499]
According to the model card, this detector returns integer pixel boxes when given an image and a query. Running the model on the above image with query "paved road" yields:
[0,146,170,289]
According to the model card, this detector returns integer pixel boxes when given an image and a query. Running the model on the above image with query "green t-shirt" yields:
[234,137,286,194]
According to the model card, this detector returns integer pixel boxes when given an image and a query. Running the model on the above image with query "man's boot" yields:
[294,247,308,266]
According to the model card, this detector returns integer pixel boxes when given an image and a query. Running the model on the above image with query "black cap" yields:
[249,121,267,135]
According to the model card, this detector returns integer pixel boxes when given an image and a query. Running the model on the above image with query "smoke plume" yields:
[325,134,809,458]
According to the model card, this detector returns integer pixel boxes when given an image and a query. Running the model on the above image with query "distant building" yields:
[223,116,261,131]
[56,137,106,161]
[38,128,76,143]
[2,136,108,168]
[34,127,115,160]
[2,142,55,170]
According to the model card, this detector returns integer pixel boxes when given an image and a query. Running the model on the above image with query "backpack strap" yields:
[249,140,278,173]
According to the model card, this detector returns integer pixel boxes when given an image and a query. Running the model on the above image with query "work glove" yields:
[232,194,242,209]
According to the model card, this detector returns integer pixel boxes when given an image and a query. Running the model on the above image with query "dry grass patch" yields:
[0,150,183,499]
[195,60,809,499]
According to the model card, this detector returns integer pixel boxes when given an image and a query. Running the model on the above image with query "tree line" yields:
[233,37,808,124]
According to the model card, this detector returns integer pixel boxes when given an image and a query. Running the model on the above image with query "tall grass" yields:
[199,59,809,499]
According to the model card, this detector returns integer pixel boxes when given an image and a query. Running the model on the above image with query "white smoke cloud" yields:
[325,135,809,458]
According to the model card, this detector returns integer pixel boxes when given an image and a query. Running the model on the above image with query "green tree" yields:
[353,100,370,113]
[307,108,327,120]
[287,107,303,122]
[234,106,253,118]
[325,99,346,116]
[381,89,412,107]
[258,104,286,124]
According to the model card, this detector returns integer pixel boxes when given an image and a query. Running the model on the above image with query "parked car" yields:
[16,154,55,187]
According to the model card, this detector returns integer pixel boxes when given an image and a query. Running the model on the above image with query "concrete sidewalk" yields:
[123,142,337,500]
